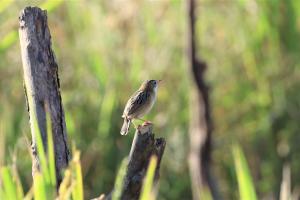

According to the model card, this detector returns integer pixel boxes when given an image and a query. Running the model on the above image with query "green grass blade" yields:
[25,81,56,199]
[112,158,128,200]
[0,167,19,200]
[140,156,158,200]
[199,186,213,200]
[72,151,84,200]
[25,85,50,183]
[12,165,24,200]
[46,112,56,187]
[58,169,72,199]
[23,187,33,200]
[33,173,47,200]
[232,144,257,200]
[34,114,50,183]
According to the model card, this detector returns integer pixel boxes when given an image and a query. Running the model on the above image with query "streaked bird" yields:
[120,80,161,135]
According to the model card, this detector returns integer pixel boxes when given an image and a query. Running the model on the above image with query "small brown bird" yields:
[120,80,161,135]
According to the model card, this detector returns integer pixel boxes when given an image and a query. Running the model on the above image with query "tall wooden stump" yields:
[19,6,70,186]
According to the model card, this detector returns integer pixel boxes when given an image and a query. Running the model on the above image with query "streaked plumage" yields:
[120,80,160,135]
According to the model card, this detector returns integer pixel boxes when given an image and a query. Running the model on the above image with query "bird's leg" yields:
[136,118,153,126]
[143,121,152,126]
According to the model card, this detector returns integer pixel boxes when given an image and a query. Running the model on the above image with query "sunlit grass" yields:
[1,0,299,199]
[71,149,84,200]
[111,158,128,200]
[232,144,257,200]
[199,186,213,200]
[0,82,84,199]
[0,167,21,200]
[140,155,158,200]
[0,133,85,200]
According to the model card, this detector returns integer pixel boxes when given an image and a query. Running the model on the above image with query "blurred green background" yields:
[1,0,300,199]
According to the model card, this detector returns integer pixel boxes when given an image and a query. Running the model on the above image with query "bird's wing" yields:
[123,90,149,118]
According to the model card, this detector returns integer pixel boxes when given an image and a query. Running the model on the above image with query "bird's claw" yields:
[135,121,152,131]
[142,121,153,126]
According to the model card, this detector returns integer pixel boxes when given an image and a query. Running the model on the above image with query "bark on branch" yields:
[105,124,166,200]
[121,124,165,200]
[18,6,70,186]
[186,0,221,199]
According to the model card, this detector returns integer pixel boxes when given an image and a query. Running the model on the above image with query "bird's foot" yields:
[136,122,151,131]
[142,120,153,126]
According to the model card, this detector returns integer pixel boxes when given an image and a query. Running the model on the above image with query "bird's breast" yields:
[136,92,156,118]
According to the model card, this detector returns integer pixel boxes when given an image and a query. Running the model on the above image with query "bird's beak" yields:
[158,80,162,84]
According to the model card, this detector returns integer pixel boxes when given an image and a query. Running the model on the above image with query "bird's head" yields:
[140,80,162,92]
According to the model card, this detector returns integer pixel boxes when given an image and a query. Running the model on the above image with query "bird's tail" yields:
[120,118,131,135]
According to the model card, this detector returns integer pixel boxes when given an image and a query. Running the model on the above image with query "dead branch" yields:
[186,0,221,199]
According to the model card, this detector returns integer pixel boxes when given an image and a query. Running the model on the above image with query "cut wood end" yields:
[19,6,45,17]
[138,123,153,135]
[19,7,47,25]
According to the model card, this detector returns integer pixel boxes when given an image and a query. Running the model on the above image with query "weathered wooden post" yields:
[103,124,166,200]
[120,125,165,200]
[19,6,70,186]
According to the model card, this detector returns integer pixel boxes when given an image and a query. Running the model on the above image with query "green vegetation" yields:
[1,0,299,199]
[112,158,128,200]
[140,156,158,200]
[233,145,257,200]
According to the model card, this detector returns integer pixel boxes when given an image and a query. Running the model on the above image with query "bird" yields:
[120,80,161,135]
